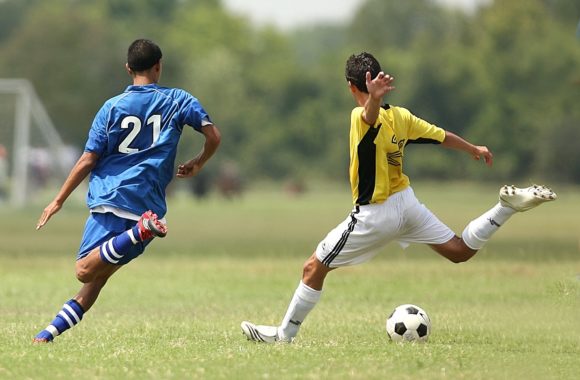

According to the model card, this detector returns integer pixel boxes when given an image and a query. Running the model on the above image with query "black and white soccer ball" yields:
[386,304,431,343]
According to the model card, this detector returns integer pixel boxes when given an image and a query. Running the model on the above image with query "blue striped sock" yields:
[99,226,141,264]
[35,299,84,342]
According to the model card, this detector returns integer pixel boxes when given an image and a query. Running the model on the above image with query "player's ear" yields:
[347,81,357,94]
[125,63,134,77]
[154,61,162,81]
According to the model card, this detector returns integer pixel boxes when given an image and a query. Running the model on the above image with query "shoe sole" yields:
[146,218,167,238]
[500,184,557,211]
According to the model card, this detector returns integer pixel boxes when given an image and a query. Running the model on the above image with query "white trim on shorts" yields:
[91,205,140,221]
[91,205,167,224]
[315,187,455,268]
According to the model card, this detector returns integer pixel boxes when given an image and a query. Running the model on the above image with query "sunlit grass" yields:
[1,182,578,379]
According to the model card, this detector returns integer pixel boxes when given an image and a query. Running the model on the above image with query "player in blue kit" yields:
[33,39,221,342]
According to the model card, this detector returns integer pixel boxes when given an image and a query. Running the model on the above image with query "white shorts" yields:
[315,187,455,268]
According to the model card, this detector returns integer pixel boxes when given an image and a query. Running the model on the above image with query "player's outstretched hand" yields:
[36,200,62,230]
[366,71,395,100]
[473,145,493,167]
[176,159,203,178]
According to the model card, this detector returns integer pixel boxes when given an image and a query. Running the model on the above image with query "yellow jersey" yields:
[349,104,446,205]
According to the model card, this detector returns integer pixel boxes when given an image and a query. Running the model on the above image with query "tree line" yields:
[0,0,578,184]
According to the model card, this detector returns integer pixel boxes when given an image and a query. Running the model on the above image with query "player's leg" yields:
[74,254,121,310]
[241,253,333,343]
[96,210,167,267]
[32,247,120,343]
[242,203,395,343]
[427,184,557,262]
[429,236,476,263]
[394,187,467,262]
[276,253,334,340]
[33,211,167,343]
[76,210,167,281]
[460,184,556,251]
[75,246,119,283]
[32,262,120,343]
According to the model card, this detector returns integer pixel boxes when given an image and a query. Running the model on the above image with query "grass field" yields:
[1,182,579,379]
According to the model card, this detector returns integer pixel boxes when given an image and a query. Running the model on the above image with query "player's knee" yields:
[76,268,92,283]
[301,254,332,289]
[447,254,469,264]
[75,262,93,283]
[434,237,477,264]
[302,257,318,278]
[447,247,477,264]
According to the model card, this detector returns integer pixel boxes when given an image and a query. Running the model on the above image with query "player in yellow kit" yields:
[241,52,556,343]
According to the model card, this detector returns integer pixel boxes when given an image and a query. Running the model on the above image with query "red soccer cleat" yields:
[137,210,168,240]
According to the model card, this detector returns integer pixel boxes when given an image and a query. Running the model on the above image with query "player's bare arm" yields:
[442,130,493,167]
[362,71,395,125]
[36,152,99,230]
[176,124,221,178]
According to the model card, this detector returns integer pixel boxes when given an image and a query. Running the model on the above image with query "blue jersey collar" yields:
[125,83,159,92]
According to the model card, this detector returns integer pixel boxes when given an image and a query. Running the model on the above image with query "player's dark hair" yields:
[345,52,382,93]
[127,39,163,72]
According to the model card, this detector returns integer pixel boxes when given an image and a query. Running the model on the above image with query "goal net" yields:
[0,79,74,207]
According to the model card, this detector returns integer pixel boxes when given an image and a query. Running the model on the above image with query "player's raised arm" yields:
[441,130,493,167]
[176,124,221,178]
[36,151,99,230]
[362,71,395,126]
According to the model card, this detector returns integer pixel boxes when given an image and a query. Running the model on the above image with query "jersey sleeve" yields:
[403,108,445,144]
[84,103,110,156]
[179,92,213,132]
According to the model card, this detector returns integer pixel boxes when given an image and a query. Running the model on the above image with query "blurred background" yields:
[0,0,578,206]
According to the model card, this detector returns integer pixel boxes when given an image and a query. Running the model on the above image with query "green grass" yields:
[1,182,579,379]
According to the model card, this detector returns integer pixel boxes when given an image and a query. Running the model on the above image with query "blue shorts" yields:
[78,212,151,265]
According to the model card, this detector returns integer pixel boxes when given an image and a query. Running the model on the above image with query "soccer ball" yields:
[386,304,431,343]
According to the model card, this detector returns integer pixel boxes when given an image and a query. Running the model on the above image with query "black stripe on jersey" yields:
[387,151,402,166]
[356,124,382,206]
[405,138,442,145]
[322,207,360,267]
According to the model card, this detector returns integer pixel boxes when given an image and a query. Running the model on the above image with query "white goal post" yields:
[0,79,70,207]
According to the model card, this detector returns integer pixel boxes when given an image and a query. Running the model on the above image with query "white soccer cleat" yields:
[499,184,557,212]
[240,321,291,343]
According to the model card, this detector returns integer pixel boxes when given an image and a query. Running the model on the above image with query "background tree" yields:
[0,0,578,185]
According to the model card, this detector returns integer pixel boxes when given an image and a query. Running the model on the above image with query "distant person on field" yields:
[33,39,221,343]
[216,161,243,199]
[0,144,8,200]
[241,52,556,343]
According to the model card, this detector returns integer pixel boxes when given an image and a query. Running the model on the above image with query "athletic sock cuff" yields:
[298,281,322,303]
[68,299,85,314]
[461,225,486,250]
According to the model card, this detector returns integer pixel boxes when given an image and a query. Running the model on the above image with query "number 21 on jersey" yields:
[118,114,161,153]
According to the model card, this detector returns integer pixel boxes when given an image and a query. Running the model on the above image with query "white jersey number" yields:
[118,114,162,154]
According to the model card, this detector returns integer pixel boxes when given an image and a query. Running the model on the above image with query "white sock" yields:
[462,203,517,250]
[279,281,321,339]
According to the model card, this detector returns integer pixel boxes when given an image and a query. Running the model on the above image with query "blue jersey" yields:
[84,84,212,218]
